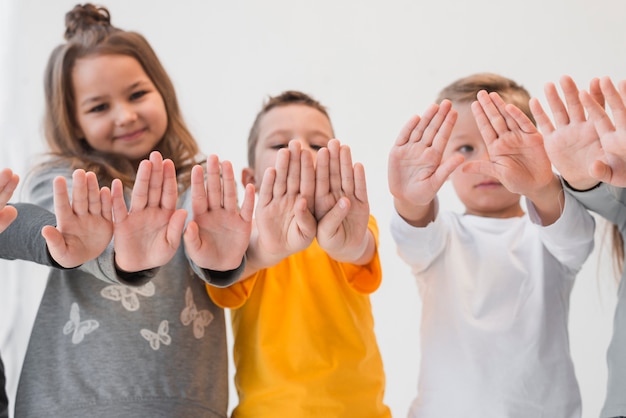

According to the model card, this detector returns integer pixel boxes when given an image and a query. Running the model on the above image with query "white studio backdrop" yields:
[1,1,625,417]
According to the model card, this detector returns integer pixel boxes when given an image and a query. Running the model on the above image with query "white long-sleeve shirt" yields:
[391,191,595,418]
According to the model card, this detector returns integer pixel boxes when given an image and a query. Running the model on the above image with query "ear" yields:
[241,167,256,188]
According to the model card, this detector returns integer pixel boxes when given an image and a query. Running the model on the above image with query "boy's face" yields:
[243,104,334,189]
[442,103,523,218]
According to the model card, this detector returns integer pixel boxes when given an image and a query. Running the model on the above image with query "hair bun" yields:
[64,3,111,40]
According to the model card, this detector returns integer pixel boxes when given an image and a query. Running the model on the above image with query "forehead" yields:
[257,104,333,139]
[72,54,147,89]
[447,102,482,142]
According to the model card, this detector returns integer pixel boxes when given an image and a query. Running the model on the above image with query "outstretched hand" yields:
[315,139,372,263]
[0,168,19,233]
[465,90,554,197]
[249,140,316,269]
[530,75,604,190]
[580,77,626,186]
[388,100,461,224]
[42,169,113,268]
[112,151,187,272]
[184,154,255,271]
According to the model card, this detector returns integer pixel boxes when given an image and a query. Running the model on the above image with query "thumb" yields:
[462,160,498,179]
[316,197,351,238]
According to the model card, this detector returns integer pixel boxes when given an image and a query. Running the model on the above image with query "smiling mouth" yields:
[115,128,146,141]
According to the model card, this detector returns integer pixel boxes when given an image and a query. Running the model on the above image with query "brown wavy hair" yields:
[436,72,535,124]
[40,3,201,189]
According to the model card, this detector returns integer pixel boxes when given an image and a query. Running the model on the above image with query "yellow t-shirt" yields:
[207,216,390,418]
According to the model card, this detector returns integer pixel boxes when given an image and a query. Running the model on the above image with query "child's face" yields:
[72,54,168,165]
[243,104,334,188]
[443,103,523,218]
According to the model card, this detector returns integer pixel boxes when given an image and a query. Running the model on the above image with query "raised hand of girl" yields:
[183,155,255,271]
[112,151,187,272]
[42,169,113,268]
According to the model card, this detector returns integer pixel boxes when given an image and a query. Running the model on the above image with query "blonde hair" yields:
[436,72,535,124]
[41,3,201,189]
[246,90,333,167]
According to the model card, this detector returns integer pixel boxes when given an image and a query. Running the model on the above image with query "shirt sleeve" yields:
[0,203,57,266]
[206,273,258,309]
[525,182,596,272]
[390,205,448,275]
[565,182,626,228]
[24,166,157,286]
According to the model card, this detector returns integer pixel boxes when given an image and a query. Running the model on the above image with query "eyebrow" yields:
[78,80,149,108]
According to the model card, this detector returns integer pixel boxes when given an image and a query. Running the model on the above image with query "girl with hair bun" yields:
[15,4,254,417]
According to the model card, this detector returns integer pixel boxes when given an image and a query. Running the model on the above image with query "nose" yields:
[114,103,138,126]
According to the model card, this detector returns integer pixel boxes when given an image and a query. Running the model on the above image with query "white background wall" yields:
[1,1,625,417]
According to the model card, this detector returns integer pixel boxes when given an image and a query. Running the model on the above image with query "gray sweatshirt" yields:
[15,167,243,418]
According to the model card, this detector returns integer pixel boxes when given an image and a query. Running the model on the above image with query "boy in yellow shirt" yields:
[207,91,390,417]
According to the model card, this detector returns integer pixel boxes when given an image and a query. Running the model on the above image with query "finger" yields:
[600,76,626,129]
[543,82,570,127]
[205,155,223,210]
[327,139,342,193]
[70,169,88,215]
[300,149,315,213]
[52,175,72,221]
[221,160,238,212]
[462,160,499,179]
[589,159,613,184]
[273,148,290,197]
[190,164,208,216]
[580,90,615,136]
[408,103,439,144]
[471,97,497,144]
[505,103,538,134]
[559,75,586,122]
[41,225,70,267]
[239,183,256,223]
[433,154,465,187]
[317,197,351,236]
[147,151,164,207]
[529,98,555,135]
[488,92,521,132]
[421,100,453,147]
[165,208,187,248]
[161,159,179,211]
[353,162,369,203]
[182,220,201,252]
[293,197,317,238]
[430,108,458,155]
[0,206,17,232]
[85,171,102,216]
[286,140,302,195]
[258,167,276,207]
[589,77,605,108]
[130,160,151,212]
[111,178,129,224]
[100,186,113,222]
[0,169,18,207]
[315,146,330,199]
[339,144,355,196]
[395,114,422,146]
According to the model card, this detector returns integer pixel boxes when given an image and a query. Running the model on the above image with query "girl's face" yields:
[443,103,523,218]
[72,54,167,164]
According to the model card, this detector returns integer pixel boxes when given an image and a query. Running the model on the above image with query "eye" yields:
[88,103,108,113]
[457,144,474,154]
[309,144,323,151]
[269,143,289,150]
[130,90,147,101]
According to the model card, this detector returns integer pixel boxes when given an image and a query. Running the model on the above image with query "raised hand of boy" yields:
[0,168,19,232]
[467,90,562,224]
[111,151,187,272]
[315,139,373,264]
[42,169,113,268]
[388,100,461,226]
[246,140,316,272]
[530,75,605,190]
[184,155,255,271]
[580,76,626,186]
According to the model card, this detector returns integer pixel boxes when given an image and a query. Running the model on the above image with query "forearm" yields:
[525,174,564,226]
[393,197,437,228]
